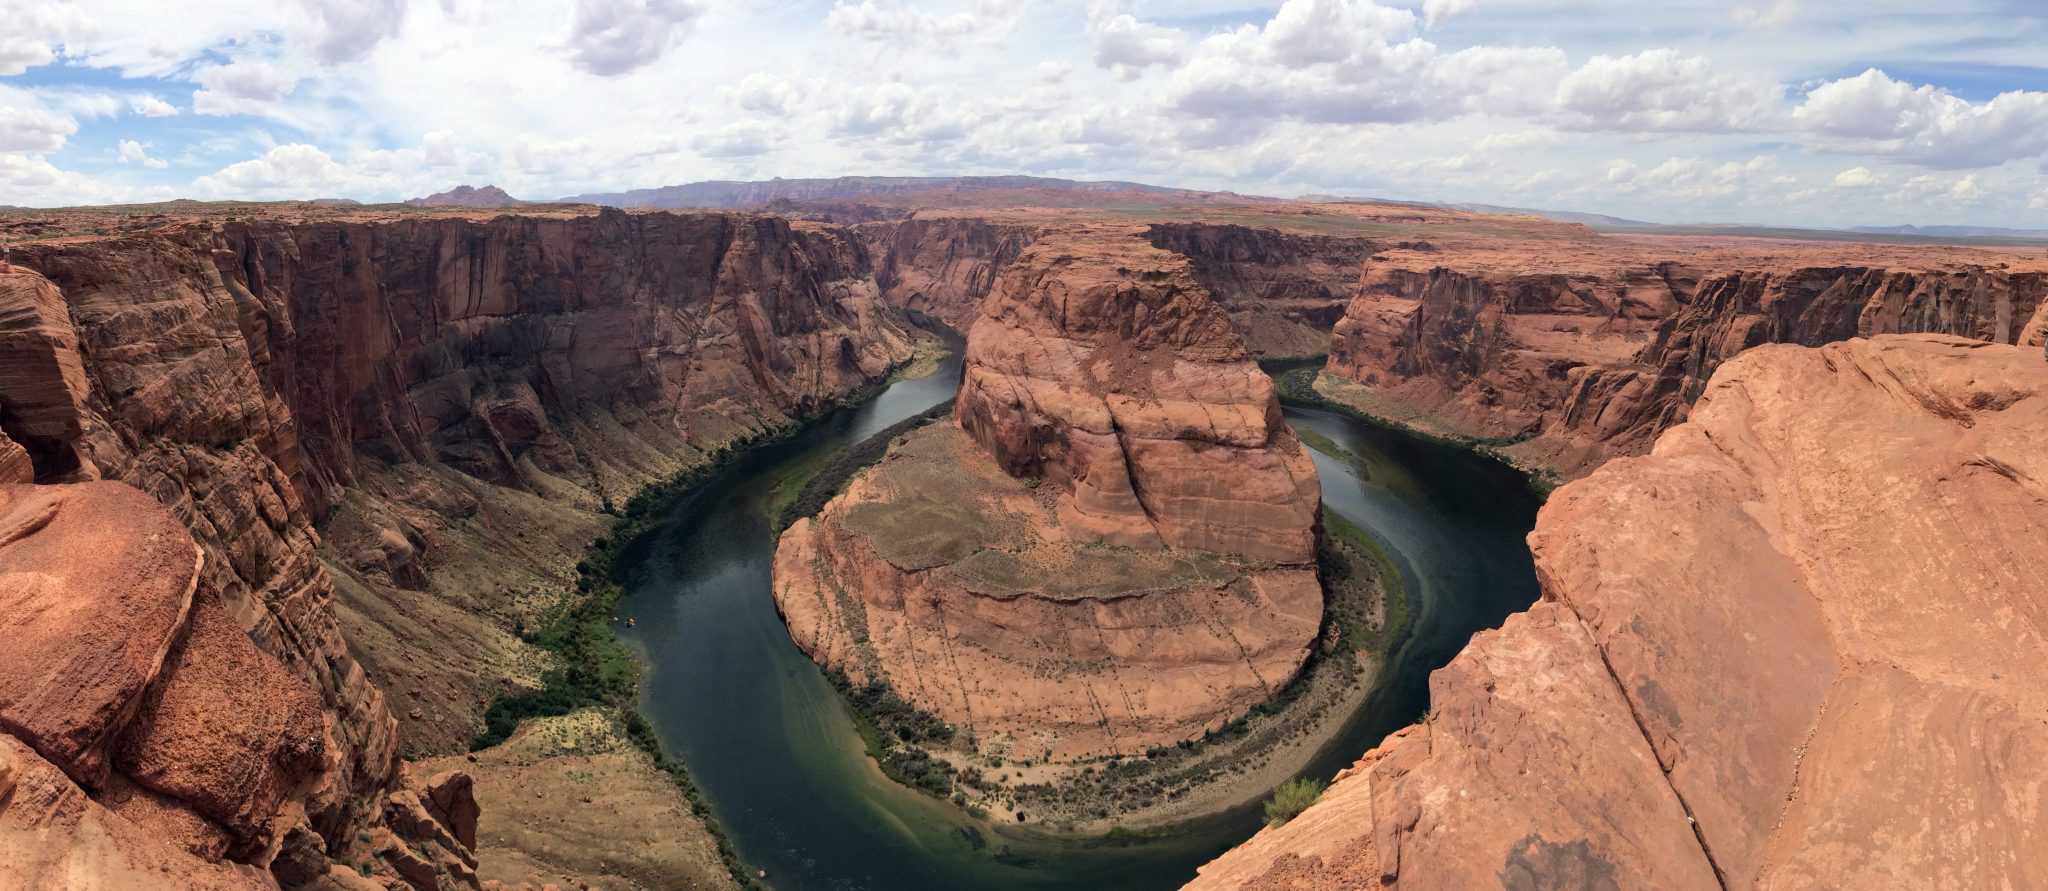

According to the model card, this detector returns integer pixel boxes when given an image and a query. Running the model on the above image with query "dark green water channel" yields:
[615,353,1541,890]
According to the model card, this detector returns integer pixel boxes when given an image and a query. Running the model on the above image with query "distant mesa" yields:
[558,174,1268,211]
[405,184,524,208]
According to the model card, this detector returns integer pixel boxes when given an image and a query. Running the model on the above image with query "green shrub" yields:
[1263,777,1326,827]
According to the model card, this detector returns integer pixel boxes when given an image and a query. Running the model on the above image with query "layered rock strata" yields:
[1147,223,1377,359]
[1,209,918,885]
[859,216,1038,328]
[1192,334,2048,889]
[1327,258,2048,477]
[7,212,916,755]
[775,229,1323,758]
[0,481,479,890]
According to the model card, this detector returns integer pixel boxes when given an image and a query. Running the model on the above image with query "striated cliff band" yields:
[1191,334,2048,890]
[0,205,920,889]
[774,228,1326,782]
[1321,234,2048,480]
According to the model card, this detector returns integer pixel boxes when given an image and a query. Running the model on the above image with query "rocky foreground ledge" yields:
[0,480,478,890]
[1191,334,2048,890]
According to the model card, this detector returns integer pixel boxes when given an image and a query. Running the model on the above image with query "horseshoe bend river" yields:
[613,349,1542,890]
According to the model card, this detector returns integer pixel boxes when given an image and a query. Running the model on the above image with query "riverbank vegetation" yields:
[1265,359,1560,495]
[467,337,944,889]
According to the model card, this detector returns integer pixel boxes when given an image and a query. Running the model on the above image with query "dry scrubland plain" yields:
[2,187,2045,890]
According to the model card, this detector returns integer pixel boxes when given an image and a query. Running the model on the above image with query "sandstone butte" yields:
[774,227,1324,760]
[1190,334,2048,890]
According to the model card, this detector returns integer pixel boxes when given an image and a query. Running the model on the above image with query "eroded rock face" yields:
[0,482,200,789]
[776,229,1323,758]
[11,211,917,758]
[3,209,919,885]
[1327,261,2048,478]
[1147,223,1377,359]
[0,267,97,479]
[1192,334,2048,890]
[956,229,1321,563]
[860,217,1037,328]
[0,481,474,888]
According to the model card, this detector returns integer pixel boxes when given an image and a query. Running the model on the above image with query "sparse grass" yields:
[775,401,954,531]
[1263,777,1326,827]
[1295,426,1369,479]
[1323,511,1412,662]
[1266,361,1560,496]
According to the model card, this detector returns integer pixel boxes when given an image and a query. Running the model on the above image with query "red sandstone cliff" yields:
[1191,334,2048,889]
[0,481,480,890]
[775,228,1323,759]
[0,209,919,887]
[1147,223,1379,359]
[858,216,1038,329]
[1326,255,2048,477]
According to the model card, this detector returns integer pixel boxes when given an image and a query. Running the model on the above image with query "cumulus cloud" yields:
[193,61,300,116]
[692,122,776,159]
[131,95,179,117]
[1088,7,1189,78]
[1555,49,1783,132]
[826,1,1018,45]
[196,143,354,196]
[728,73,804,117]
[303,0,407,64]
[1731,0,1799,28]
[1794,68,2048,167]
[0,34,54,75]
[1833,166,1878,188]
[1423,0,1477,28]
[564,0,703,76]
[118,139,169,169]
[0,86,77,153]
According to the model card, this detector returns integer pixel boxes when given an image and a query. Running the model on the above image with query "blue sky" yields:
[3,0,2046,228]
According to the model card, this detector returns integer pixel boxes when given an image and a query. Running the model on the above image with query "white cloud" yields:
[193,61,300,116]
[1089,9,1188,78]
[564,0,703,76]
[118,139,170,169]
[1555,49,1783,132]
[0,86,77,153]
[1423,0,1477,29]
[1833,166,1879,188]
[3,0,2047,228]
[1794,68,2048,167]
[827,1,1019,45]
[1731,0,1799,28]
[197,143,349,193]
[131,95,179,117]
[303,0,407,64]
[692,122,776,159]
[1474,129,1557,152]
[728,73,804,117]
[0,34,54,75]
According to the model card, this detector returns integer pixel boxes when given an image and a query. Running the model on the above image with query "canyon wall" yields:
[859,217,1038,329]
[1147,223,1379,359]
[0,209,918,887]
[775,228,1324,759]
[1326,260,2048,477]
[1192,334,2048,890]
